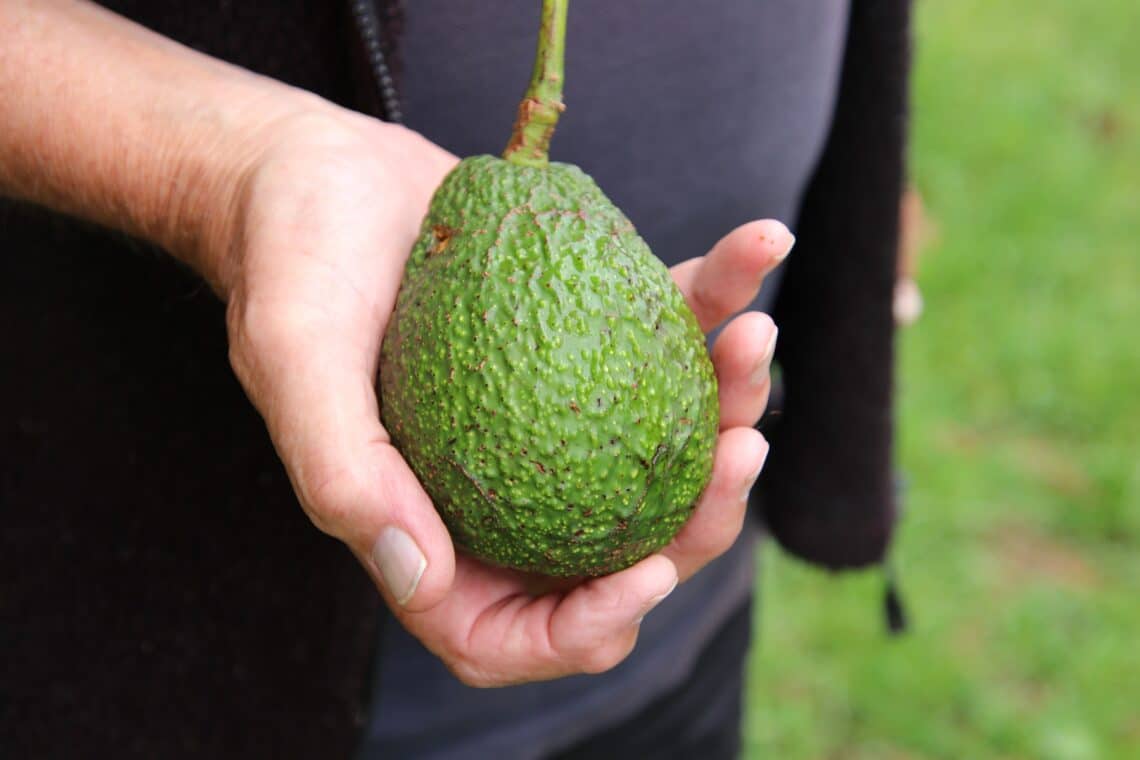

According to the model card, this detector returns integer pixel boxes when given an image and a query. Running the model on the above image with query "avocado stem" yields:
[502,0,568,168]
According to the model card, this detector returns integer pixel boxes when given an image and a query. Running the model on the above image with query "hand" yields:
[394,220,789,687]
[221,109,792,687]
[0,0,790,689]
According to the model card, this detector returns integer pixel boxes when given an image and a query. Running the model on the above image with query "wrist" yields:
[0,0,353,297]
[151,83,345,296]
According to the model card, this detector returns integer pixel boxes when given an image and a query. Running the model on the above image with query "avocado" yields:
[379,0,718,577]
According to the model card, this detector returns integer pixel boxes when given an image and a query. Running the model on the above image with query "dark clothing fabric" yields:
[2,4,379,758]
[361,599,754,760]
[554,600,753,760]
[1,1,911,757]
[757,0,913,568]
[358,536,755,760]
[0,210,378,759]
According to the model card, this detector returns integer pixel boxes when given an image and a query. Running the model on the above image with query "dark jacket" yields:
[0,1,910,755]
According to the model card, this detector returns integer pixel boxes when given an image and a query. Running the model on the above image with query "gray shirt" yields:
[358,2,850,757]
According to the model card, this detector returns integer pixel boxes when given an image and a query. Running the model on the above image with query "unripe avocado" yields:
[378,0,718,577]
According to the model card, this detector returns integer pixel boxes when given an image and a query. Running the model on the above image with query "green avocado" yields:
[378,0,718,577]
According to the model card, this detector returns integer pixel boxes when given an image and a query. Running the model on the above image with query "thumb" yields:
[228,301,456,612]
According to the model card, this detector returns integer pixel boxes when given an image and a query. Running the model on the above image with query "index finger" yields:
[670,219,795,333]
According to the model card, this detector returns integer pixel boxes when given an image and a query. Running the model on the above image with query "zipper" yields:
[348,0,403,123]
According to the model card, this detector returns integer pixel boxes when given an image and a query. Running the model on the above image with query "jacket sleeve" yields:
[752,0,913,570]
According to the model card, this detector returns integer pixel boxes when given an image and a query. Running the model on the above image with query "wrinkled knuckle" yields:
[671,519,738,564]
[436,628,475,666]
[297,465,371,538]
[667,532,709,564]
[689,281,722,324]
[587,585,631,619]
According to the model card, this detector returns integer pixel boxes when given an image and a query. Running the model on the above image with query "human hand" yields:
[388,219,790,687]
[219,110,791,687]
[0,0,788,687]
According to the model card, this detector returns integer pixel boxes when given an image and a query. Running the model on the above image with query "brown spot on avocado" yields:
[430,224,458,255]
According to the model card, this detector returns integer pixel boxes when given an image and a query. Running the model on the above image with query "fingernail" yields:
[740,463,764,503]
[774,231,796,263]
[632,577,678,627]
[749,327,778,386]
[372,526,427,606]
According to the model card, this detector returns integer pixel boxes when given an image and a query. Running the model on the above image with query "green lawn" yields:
[743,2,1140,757]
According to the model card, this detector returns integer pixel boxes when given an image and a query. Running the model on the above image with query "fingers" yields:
[662,426,769,582]
[671,219,795,333]
[711,311,778,430]
[396,419,765,687]
[408,554,678,687]
[548,555,678,673]
[228,298,456,613]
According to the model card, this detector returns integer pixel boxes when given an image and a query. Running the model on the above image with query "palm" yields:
[227,115,790,686]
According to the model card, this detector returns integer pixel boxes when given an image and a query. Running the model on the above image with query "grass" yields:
[743,1,1140,757]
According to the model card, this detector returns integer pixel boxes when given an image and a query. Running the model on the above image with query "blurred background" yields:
[743,1,1139,757]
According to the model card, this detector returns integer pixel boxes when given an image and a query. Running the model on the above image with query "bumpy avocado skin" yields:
[380,155,718,577]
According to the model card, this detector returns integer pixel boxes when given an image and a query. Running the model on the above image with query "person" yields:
[1,1,909,757]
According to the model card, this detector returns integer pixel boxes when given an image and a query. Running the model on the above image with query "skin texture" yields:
[382,157,719,577]
[0,0,791,687]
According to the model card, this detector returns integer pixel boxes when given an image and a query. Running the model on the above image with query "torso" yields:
[360,2,851,757]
